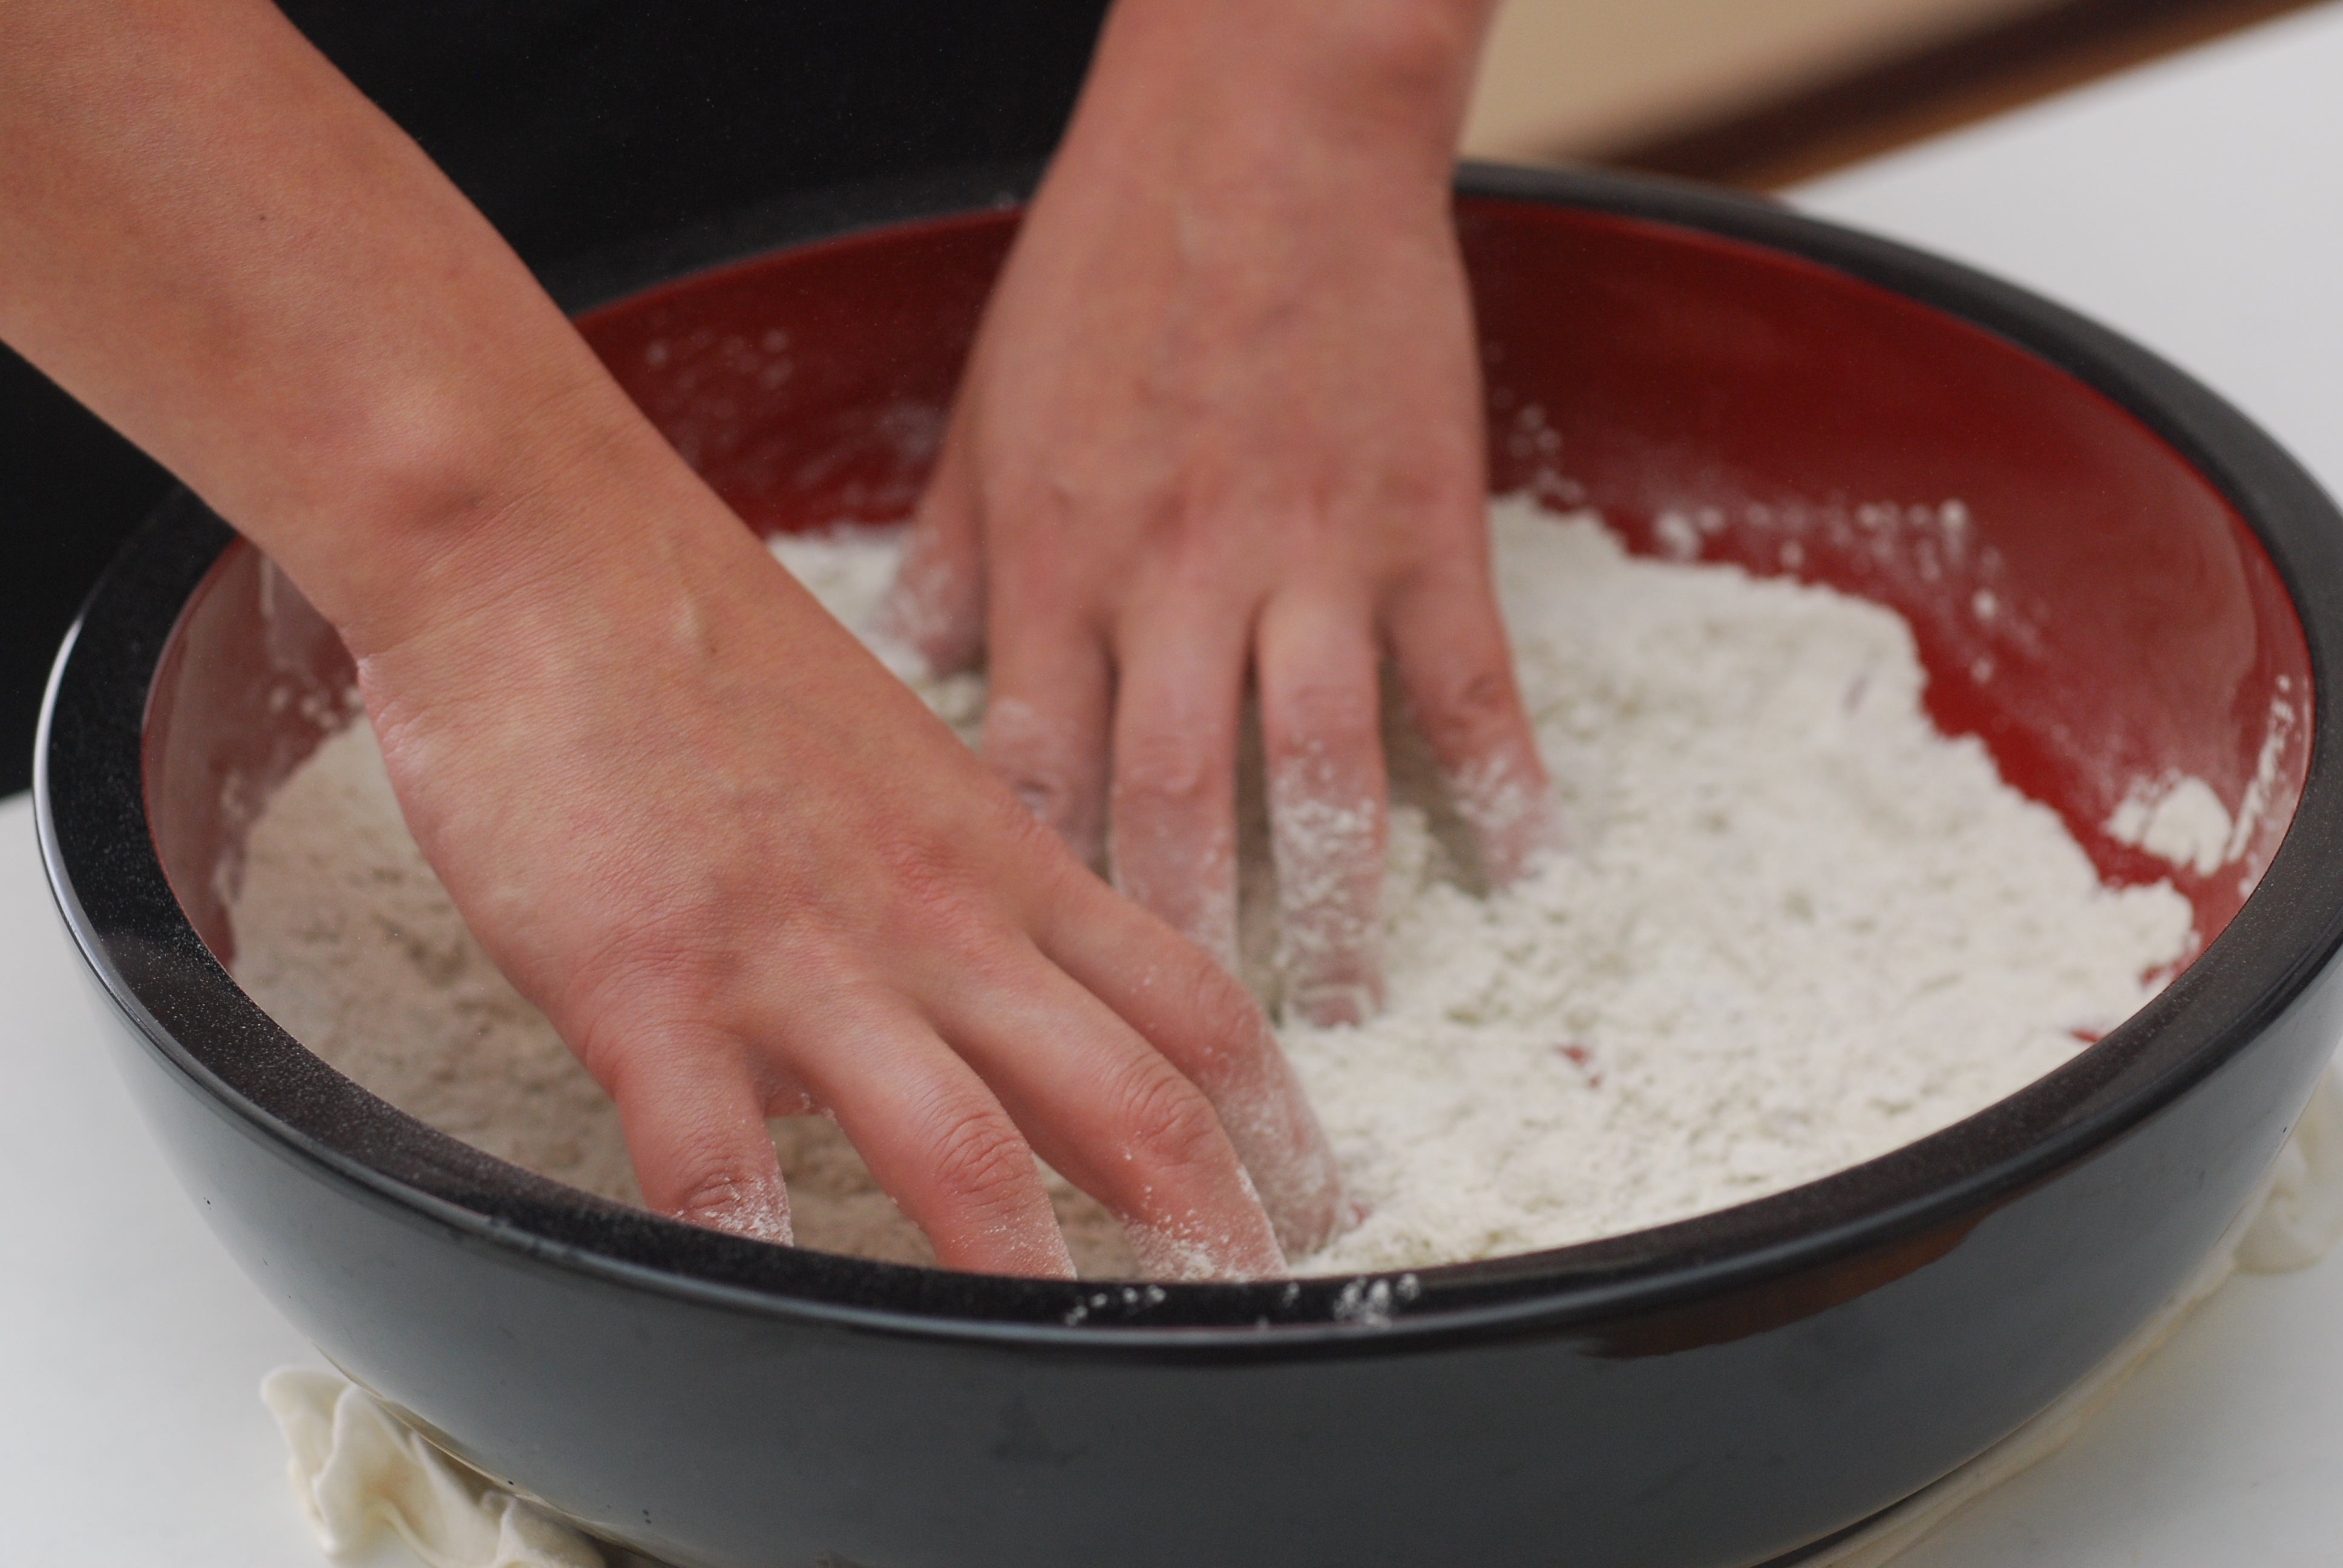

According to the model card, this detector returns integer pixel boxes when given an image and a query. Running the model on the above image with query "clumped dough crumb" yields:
[230,498,2193,1278]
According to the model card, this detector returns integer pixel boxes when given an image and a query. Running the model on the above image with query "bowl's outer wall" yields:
[41,167,2343,1568]
[79,921,2339,1568]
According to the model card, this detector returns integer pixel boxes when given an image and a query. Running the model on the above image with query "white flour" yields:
[229,497,2194,1277]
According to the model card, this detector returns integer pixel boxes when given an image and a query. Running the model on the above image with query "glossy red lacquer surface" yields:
[573,200,2309,946]
[150,199,2310,968]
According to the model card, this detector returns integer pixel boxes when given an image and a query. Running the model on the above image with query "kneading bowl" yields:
[35,164,2343,1567]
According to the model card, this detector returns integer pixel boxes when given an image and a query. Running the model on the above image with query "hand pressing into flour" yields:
[351,458,1344,1278]
[0,0,1343,1275]
[886,0,1561,1025]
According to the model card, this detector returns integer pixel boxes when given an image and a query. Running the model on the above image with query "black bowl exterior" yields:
[58,935,2339,1568]
[38,165,2343,1568]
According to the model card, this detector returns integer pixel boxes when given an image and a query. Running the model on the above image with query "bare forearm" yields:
[1078,0,1499,177]
[0,0,1347,1273]
[0,0,661,653]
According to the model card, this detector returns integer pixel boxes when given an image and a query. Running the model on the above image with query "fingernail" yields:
[1287,981,1380,1028]
[679,1177,794,1246]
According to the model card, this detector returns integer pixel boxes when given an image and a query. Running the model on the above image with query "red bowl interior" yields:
[149,197,2310,972]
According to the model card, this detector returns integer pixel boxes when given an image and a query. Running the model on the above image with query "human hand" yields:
[349,431,1344,1276]
[0,0,1343,1276]
[885,0,1559,1025]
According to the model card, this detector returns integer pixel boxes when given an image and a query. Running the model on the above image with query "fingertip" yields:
[1447,746,1567,887]
[1216,1018,1351,1260]
[1384,574,1562,889]
[606,1048,795,1246]
[1128,1210,1286,1282]
[1041,890,1351,1264]
[674,1167,795,1246]
[1285,981,1379,1029]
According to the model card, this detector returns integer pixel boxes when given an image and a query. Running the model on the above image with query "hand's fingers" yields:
[982,619,1112,868]
[1257,591,1388,1028]
[1384,567,1562,886]
[600,1031,793,1244]
[1039,874,1348,1259]
[796,1002,1075,1278]
[879,456,985,675]
[1107,611,1247,970]
[934,941,1286,1281]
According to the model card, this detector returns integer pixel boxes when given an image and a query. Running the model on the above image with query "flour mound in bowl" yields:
[228,497,2194,1277]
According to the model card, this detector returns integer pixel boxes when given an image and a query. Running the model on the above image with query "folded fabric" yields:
[261,1367,605,1568]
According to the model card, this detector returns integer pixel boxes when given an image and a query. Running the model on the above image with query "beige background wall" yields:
[1461,0,2053,161]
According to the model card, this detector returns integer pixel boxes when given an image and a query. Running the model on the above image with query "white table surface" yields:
[10,8,2343,1561]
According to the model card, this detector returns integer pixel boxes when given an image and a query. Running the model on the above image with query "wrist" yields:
[337,422,805,761]
[1081,0,1496,174]
[275,370,733,668]
[227,296,637,642]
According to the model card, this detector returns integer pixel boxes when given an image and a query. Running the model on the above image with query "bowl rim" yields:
[36,160,2343,1348]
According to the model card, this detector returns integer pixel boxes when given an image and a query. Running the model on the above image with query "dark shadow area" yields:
[0,1,1109,797]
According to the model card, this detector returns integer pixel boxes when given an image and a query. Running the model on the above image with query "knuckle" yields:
[1391,471,1487,525]
[991,791,1085,877]
[881,831,1044,962]
[1112,729,1227,818]
[1022,830,1106,918]
[945,932,1048,1003]
[921,1102,1035,1208]
[865,829,994,935]
[562,950,735,1096]
[1113,1057,1232,1177]
[1415,658,1520,751]
[1173,955,1268,1083]
[547,857,778,1017]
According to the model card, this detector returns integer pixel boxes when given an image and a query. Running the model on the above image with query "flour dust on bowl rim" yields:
[35,163,2343,1568]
